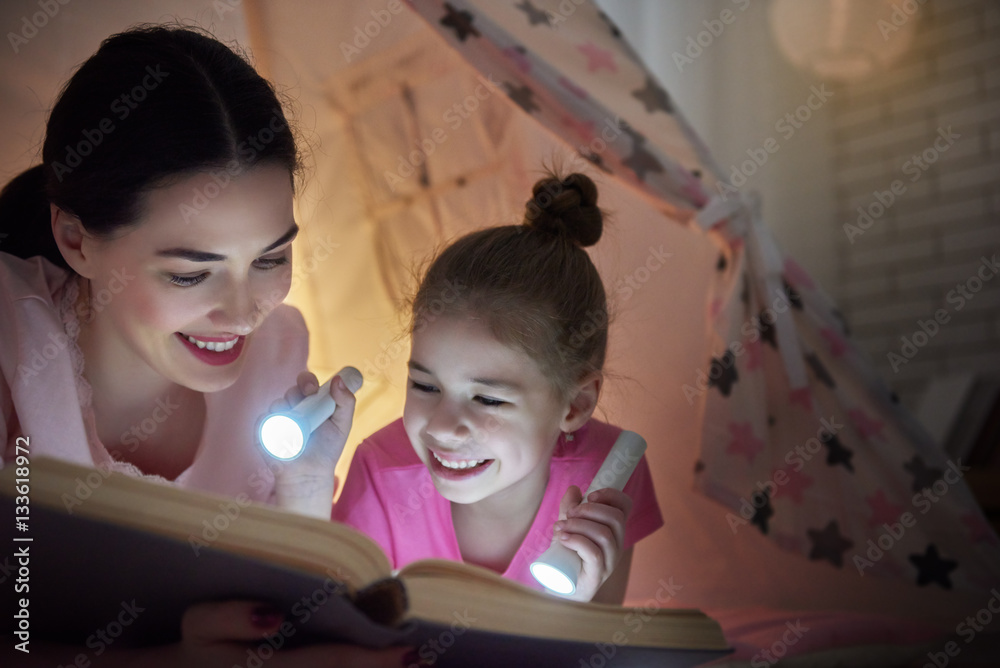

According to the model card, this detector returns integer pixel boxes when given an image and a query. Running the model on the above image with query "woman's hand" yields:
[552,486,633,603]
[268,370,357,518]
[10,600,420,667]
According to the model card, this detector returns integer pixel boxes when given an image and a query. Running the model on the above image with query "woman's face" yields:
[77,163,296,393]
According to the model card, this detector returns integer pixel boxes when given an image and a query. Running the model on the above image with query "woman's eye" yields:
[168,273,208,287]
[409,380,438,394]
[475,396,507,408]
[254,255,290,270]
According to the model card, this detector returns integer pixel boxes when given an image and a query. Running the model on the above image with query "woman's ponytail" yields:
[0,165,67,268]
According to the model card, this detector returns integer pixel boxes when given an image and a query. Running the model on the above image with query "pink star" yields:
[502,46,532,73]
[849,408,886,442]
[789,387,813,412]
[962,512,999,545]
[726,421,764,464]
[744,338,762,371]
[709,298,723,318]
[865,490,904,527]
[820,328,848,358]
[772,466,814,505]
[558,76,589,99]
[783,258,815,291]
[577,41,617,73]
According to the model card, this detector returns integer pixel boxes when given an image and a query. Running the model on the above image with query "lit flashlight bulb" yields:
[529,430,647,596]
[258,366,364,461]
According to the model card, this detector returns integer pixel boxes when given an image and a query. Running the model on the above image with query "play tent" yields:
[2,0,998,662]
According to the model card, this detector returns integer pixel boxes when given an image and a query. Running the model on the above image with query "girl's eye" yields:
[168,273,208,287]
[475,396,507,408]
[254,255,290,270]
[409,380,438,394]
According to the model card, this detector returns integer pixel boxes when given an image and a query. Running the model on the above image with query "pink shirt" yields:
[0,253,309,502]
[334,417,664,591]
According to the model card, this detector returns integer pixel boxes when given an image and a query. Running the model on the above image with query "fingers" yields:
[181,601,283,646]
[289,370,320,405]
[552,489,632,590]
[326,374,357,438]
[558,485,583,522]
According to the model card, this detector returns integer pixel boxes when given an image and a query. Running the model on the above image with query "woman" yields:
[0,25,414,667]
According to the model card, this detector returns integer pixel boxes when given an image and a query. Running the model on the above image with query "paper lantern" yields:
[769,0,918,81]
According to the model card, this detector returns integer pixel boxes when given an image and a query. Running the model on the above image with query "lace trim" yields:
[56,276,170,484]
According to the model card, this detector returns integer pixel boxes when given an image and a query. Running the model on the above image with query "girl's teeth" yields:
[433,452,486,470]
[184,335,238,352]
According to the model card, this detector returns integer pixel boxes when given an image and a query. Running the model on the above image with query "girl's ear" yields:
[51,204,94,277]
[560,373,602,433]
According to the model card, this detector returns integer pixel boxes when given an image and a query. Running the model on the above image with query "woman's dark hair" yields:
[411,172,608,399]
[0,25,299,269]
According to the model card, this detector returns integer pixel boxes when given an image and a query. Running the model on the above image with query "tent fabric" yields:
[3,0,999,648]
[402,0,1000,603]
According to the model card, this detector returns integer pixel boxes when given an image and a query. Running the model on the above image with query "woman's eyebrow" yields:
[155,224,299,262]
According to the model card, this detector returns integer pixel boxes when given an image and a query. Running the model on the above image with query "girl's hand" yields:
[553,486,633,602]
[269,370,357,518]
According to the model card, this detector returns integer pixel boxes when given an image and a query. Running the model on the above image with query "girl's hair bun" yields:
[522,172,602,247]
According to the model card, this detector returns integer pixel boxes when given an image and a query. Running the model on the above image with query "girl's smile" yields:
[403,315,570,508]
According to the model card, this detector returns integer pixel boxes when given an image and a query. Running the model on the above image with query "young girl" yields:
[334,173,663,604]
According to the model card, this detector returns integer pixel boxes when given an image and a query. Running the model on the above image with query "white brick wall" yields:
[831,0,1000,410]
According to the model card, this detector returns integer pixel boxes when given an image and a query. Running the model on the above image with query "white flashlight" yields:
[529,430,648,596]
[257,366,364,461]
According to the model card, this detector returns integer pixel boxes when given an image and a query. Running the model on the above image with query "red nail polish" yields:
[250,605,282,629]
[401,649,432,667]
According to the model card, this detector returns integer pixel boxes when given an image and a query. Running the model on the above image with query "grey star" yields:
[503,83,540,114]
[516,0,551,27]
[805,353,835,389]
[621,131,664,181]
[904,456,943,493]
[632,75,673,114]
[807,520,853,568]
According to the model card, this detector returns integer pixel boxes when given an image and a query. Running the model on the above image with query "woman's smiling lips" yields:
[176,332,246,366]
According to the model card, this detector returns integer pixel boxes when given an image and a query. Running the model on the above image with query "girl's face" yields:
[73,164,296,393]
[403,314,571,506]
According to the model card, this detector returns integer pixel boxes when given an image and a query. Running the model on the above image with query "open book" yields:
[1,457,730,667]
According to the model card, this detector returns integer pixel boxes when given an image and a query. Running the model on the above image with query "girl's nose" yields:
[425,400,471,443]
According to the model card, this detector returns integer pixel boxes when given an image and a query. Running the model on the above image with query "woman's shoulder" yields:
[0,252,72,307]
